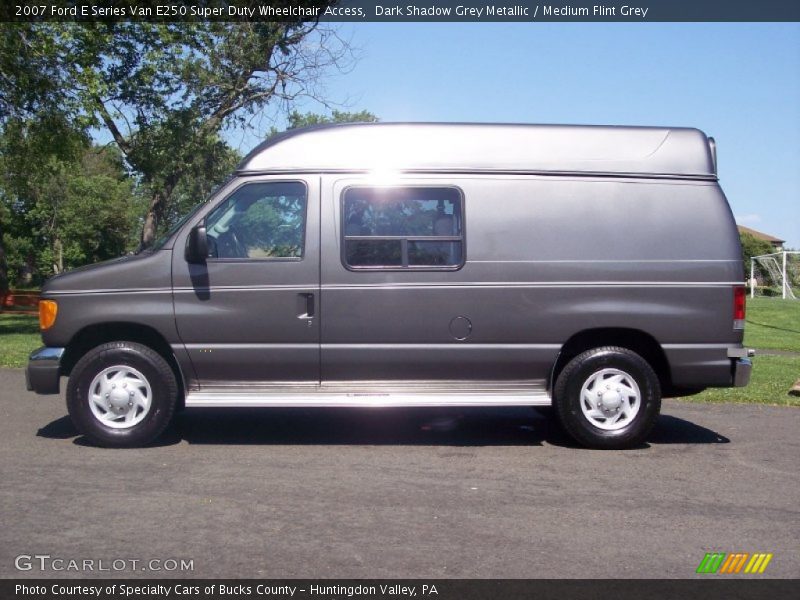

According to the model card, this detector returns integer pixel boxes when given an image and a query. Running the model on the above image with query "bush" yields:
[759,287,782,297]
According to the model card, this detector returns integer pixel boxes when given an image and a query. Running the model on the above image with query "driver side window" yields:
[205,181,307,260]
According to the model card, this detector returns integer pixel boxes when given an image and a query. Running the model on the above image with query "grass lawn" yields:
[741,297,800,351]
[685,355,799,407]
[0,313,40,369]
[1,296,799,405]
[686,297,800,406]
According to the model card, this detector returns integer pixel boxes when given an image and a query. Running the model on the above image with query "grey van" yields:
[25,123,752,449]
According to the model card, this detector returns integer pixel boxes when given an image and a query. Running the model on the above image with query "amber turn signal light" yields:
[39,300,58,330]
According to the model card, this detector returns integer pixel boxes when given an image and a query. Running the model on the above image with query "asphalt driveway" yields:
[0,368,798,579]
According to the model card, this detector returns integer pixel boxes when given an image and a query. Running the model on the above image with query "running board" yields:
[185,389,551,408]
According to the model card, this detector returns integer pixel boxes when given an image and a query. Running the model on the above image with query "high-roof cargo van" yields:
[26,123,752,449]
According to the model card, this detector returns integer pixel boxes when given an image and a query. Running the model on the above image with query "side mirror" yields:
[185,225,208,263]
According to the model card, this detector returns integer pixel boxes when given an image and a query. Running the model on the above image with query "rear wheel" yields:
[66,342,178,447]
[554,347,661,449]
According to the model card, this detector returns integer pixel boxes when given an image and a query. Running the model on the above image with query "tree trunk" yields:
[22,253,34,286]
[140,191,164,249]
[53,237,63,274]
[0,223,8,293]
[140,174,179,250]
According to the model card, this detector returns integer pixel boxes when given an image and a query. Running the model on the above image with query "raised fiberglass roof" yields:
[237,122,716,179]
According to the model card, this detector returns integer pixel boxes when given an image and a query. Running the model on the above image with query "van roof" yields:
[237,122,716,179]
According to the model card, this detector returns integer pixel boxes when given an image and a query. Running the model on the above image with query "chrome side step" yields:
[185,388,551,408]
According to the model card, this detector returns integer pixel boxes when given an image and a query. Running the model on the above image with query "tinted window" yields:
[408,240,463,266]
[343,187,464,269]
[345,240,403,266]
[206,182,306,259]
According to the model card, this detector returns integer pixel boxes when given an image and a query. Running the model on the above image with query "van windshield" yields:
[147,201,207,252]
[146,176,234,252]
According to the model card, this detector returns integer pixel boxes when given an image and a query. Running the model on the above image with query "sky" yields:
[229,22,800,248]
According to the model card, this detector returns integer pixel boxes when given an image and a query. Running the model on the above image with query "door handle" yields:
[297,293,315,320]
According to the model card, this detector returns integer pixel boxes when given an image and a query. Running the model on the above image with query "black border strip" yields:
[2,1,800,23]
[4,579,799,600]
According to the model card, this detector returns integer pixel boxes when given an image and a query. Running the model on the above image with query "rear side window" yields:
[342,187,464,269]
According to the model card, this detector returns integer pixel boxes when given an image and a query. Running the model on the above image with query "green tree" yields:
[286,109,379,130]
[0,115,88,288]
[265,109,378,140]
[0,200,10,292]
[1,12,351,248]
[0,117,141,286]
[161,139,241,232]
[740,232,774,277]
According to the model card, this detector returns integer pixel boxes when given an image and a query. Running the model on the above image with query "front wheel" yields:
[66,342,178,447]
[553,347,661,449]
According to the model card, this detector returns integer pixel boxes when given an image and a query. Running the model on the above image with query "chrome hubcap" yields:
[88,366,152,429]
[580,368,641,431]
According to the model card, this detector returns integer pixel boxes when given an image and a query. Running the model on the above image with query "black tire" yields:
[553,346,661,449]
[66,341,178,448]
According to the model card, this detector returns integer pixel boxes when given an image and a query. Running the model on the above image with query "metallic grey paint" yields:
[238,123,716,178]
[29,123,747,404]
[733,358,753,387]
[171,177,320,386]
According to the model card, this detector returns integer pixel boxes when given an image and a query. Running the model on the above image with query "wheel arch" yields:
[549,328,672,395]
[61,322,185,401]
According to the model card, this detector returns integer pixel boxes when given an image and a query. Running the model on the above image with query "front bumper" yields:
[25,347,65,395]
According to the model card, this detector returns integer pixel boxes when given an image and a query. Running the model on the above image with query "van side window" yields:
[205,181,307,260]
[342,187,464,269]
